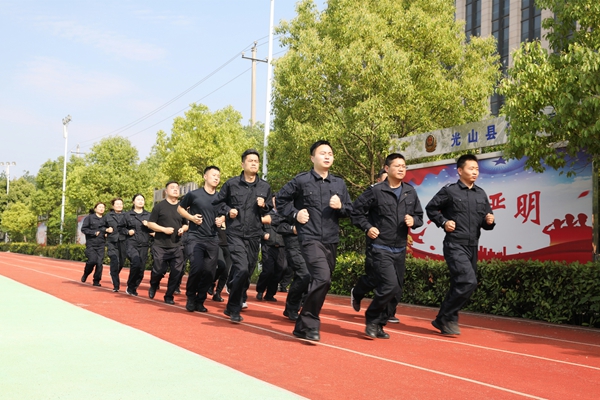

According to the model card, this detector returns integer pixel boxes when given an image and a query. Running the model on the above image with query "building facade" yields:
[455,0,553,115]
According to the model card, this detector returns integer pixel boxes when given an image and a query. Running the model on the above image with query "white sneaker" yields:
[242,302,248,309]
[225,285,230,294]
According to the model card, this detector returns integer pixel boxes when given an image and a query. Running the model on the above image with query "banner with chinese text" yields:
[405,151,593,263]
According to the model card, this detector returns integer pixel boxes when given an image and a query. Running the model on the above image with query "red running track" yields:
[2,252,600,399]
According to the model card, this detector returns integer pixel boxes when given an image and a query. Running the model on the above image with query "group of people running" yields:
[81,139,496,341]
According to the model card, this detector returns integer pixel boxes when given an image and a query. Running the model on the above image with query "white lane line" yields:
[0,263,547,400]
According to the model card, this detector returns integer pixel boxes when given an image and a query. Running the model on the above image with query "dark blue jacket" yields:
[425,180,495,246]
[276,169,352,244]
[212,173,272,239]
[351,180,424,248]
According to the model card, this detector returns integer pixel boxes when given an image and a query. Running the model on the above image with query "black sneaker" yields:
[164,298,175,305]
[283,309,299,321]
[278,285,288,293]
[365,323,378,339]
[224,309,242,323]
[195,302,208,312]
[81,273,89,283]
[351,288,361,312]
[264,296,277,302]
[92,282,101,287]
[125,288,137,296]
[112,288,119,293]
[376,325,390,339]
[186,298,196,312]
[431,319,460,335]
[207,286,214,296]
[256,292,263,300]
[388,316,400,324]
[148,286,157,299]
[212,294,224,302]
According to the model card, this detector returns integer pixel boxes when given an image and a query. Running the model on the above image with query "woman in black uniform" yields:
[81,202,109,287]
[124,194,153,296]
[106,197,128,292]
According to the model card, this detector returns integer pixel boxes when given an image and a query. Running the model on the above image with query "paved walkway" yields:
[0,275,304,400]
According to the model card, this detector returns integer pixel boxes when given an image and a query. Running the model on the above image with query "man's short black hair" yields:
[165,180,179,188]
[241,149,260,162]
[203,165,220,175]
[384,153,406,167]
[457,154,478,170]
[310,140,332,156]
[376,168,387,179]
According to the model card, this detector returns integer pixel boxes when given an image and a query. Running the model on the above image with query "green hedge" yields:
[2,243,599,328]
[332,252,600,328]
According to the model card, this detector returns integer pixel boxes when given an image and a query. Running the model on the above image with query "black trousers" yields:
[283,235,310,315]
[126,244,149,291]
[294,241,337,333]
[226,235,260,314]
[107,240,127,290]
[354,246,402,318]
[213,245,232,295]
[185,238,219,303]
[437,242,478,323]
[83,245,105,284]
[365,247,406,326]
[278,254,293,289]
[150,246,185,301]
[256,245,285,298]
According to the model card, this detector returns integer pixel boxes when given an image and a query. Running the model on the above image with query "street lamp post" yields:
[0,161,16,194]
[262,0,275,179]
[1,161,16,242]
[60,115,71,245]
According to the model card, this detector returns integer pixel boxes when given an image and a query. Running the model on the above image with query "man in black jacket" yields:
[351,153,423,339]
[178,166,225,313]
[425,154,495,335]
[212,149,272,323]
[277,140,352,341]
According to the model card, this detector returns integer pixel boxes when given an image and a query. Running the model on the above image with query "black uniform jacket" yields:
[81,213,108,248]
[105,211,128,243]
[351,180,424,249]
[125,209,152,247]
[262,212,285,247]
[212,172,273,239]
[425,180,495,246]
[276,169,352,244]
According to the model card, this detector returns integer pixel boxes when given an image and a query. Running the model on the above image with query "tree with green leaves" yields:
[0,202,37,242]
[68,136,154,213]
[499,0,600,172]
[157,103,256,185]
[268,0,500,195]
[29,157,84,244]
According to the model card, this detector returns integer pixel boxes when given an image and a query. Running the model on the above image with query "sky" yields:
[0,0,319,178]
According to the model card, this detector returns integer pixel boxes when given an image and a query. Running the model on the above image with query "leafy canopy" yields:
[268,0,500,194]
[499,0,600,172]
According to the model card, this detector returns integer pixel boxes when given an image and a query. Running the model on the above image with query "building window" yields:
[521,0,542,42]
[491,0,510,116]
[465,0,481,38]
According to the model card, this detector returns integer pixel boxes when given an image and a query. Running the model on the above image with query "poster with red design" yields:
[405,152,593,263]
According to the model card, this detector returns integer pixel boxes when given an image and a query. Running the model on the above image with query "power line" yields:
[79,39,273,145]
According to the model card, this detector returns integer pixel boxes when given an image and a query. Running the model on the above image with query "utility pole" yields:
[0,161,16,195]
[242,42,267,126]
[71,144,85,157]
